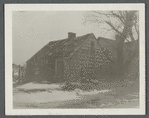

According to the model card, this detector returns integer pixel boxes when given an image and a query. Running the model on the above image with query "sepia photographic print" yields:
[5,4,145,115]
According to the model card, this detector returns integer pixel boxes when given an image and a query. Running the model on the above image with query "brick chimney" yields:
[68,32,76,39]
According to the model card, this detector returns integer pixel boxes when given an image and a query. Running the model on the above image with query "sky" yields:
[12,11,115,65]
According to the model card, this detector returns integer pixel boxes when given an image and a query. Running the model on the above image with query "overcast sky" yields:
[12,11,115,65]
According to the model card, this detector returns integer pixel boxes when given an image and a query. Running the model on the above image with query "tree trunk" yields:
[116,35,124,76]
[115,11,136,77]
[118,43,124,76]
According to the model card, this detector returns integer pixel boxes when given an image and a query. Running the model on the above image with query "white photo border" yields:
[5,4,145,115]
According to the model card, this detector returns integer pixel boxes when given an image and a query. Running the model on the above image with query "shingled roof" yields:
[97,37,118,63]
[26,33,95,63]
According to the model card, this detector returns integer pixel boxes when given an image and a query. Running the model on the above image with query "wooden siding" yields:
[25,53,57,82]
[64,34,114,83]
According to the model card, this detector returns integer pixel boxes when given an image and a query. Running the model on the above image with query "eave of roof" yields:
[97,36,117,49]
[26,33,95,63]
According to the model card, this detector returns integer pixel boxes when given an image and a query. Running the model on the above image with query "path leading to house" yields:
[13,82,139,109]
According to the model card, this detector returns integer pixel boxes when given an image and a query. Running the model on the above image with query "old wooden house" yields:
[25,33,118,83]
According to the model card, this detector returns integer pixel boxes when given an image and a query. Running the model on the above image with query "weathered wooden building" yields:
[25,33,118,83]
[13,64,26,82]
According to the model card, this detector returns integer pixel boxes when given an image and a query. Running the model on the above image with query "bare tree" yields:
[83,11,139,75]
[84,11,139,41]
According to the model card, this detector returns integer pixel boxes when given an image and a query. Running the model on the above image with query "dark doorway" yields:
[57,61,64,80]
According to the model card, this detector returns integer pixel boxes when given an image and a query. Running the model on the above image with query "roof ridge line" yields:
[67,33,95,58]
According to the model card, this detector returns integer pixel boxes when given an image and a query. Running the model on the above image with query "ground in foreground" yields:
[13,80,139,109]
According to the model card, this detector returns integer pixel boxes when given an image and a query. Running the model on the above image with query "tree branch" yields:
[110,11,125,25]
[119,11,126,21]
[105,21,122,35]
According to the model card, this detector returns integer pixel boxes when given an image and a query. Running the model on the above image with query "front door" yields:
[57,61,64,80]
